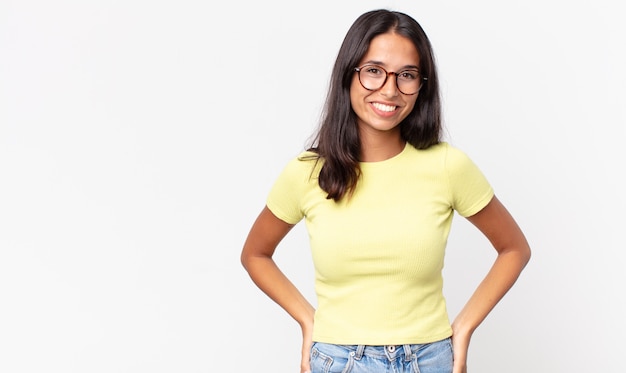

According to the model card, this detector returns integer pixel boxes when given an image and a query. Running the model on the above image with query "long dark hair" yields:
[308,9,442,201]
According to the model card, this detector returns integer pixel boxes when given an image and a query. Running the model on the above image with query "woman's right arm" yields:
[240,206,315,373]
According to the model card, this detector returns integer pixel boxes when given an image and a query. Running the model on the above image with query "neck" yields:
[359,130,405,162]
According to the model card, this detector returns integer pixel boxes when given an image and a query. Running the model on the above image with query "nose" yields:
[379,72,399,97]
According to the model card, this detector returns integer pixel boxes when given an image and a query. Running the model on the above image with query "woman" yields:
[241,9,531,373]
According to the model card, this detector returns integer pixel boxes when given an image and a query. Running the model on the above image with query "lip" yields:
[369,101,400,117]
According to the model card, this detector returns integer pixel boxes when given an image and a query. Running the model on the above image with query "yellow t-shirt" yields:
[267,142,494,345]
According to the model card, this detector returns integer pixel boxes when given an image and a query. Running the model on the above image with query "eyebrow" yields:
[362,60,420,70]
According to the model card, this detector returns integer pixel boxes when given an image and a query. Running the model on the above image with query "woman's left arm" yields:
[451,195,531,373]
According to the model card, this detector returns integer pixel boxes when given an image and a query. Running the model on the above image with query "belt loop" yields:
[355,345,365,360]
[402,344,413,361]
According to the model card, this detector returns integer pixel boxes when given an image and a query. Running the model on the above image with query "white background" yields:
[1,0,624,372]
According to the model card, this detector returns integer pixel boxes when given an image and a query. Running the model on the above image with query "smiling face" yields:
[350,32,421,139]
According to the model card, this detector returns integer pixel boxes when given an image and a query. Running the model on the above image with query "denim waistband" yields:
[319,343,417,362]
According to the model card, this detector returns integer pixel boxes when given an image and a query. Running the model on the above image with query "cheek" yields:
[349,81,366,110]
[402,97,418,115]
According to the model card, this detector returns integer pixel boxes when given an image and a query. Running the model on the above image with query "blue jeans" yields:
[310,338,453,373]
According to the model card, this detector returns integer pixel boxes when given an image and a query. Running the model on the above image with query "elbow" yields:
[499,241,531,270]
[517,242,532,269]
[240,246,267,273]
[240,250,251,272]
[523,245,532,266]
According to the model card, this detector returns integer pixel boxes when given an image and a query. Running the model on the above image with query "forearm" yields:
[243,255,315,329]
[452,247,530,336]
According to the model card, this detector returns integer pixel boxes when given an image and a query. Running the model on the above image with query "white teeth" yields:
[372,102,397,112]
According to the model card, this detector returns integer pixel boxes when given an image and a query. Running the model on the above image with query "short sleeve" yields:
[445,145,494,217]
[266,154,316,224]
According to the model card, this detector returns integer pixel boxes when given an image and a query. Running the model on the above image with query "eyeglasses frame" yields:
[353,64,427,95]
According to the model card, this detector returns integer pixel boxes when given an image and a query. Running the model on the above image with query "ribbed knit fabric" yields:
[267,142,494,345]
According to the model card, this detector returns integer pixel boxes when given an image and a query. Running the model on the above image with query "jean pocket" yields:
[310,343,354,373]
[310,343,333,373]
[414,339,453,373]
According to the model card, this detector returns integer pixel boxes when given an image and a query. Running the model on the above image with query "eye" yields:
[398,70,419,80]
[364,66,384,75]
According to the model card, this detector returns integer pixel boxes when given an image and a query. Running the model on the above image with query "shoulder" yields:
[403,142,482,176]
[277,150,322,182]
[424,142,475,168]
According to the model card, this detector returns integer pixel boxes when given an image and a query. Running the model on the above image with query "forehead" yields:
[359,32,420,68]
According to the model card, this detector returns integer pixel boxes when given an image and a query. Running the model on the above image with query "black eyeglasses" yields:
[354,64,427,95]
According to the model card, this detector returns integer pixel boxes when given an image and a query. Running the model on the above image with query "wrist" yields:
[298,311,314,333]
[451,321,475,339]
